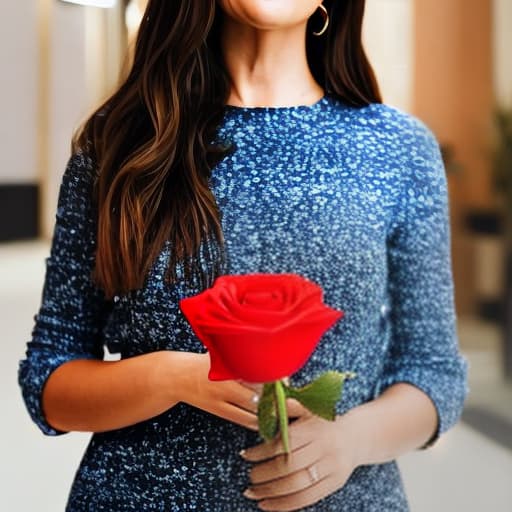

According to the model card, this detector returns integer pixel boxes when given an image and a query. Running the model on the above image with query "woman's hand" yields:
[162,351,307,431]
[239,413,359,511]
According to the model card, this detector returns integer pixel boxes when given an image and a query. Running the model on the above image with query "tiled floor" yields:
[2,241,512,511]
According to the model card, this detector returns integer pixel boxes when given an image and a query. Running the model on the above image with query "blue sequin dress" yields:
[18,92,468,511]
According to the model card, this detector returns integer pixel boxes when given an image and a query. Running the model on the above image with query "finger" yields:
[286,398,310,418]
[244,461,326,500]
[238,381,264,394]
[224,382,261,414]
[249,441,319,485]
[217,401,259,431]
[257,475,338,511]
[241,417,313,462]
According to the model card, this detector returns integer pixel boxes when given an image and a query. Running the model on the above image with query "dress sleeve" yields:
[376,117,469,448]
[17,151,110,436]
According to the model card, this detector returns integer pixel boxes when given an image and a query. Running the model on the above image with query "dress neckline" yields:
[223,93,330,114]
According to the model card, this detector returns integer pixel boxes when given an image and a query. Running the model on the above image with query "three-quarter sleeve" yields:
[18,151,109,436]
[376,117,469,447]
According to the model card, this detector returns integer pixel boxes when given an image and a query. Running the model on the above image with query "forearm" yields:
[42,349,188,433]
[344,382,438,466]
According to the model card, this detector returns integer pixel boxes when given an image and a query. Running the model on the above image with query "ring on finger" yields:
[250,393,260,405]
[307,464,320,485]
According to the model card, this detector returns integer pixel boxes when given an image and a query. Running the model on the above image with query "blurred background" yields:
[1,0,511,510]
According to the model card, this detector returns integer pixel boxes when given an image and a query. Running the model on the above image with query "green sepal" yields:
[257,383,278,441]
[284,371,356,421]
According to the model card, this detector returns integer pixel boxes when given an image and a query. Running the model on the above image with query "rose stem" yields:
[274,380,290,454]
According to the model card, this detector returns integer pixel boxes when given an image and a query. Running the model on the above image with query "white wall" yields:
[493,0,512,108]
[0,1,39,183]
[46,2,90,238]
[44,1,123,238]
[0,0,123,236]
[363,0,413,112]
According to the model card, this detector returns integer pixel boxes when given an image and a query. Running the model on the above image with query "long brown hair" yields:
[73,0,381,300]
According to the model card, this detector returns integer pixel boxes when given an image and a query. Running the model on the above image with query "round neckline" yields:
[223,93,329,113]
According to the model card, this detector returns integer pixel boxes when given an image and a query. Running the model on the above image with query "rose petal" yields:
[179,273,345,382]
[207,347,238,380]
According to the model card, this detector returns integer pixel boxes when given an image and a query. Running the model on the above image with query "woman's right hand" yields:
[160,351,307,431]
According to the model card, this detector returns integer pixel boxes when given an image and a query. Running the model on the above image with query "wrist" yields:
[155,350,202,406]
[336,406,372,468]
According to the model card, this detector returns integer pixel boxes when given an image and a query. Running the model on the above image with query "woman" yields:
[18,1,468,510]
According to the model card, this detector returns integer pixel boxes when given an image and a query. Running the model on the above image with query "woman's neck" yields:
[220,15,323,107]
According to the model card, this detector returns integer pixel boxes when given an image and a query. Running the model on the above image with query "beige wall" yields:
[363,0,413,111]
[414,0,494,209]
[493,0,512,109]
[413,0,494,315]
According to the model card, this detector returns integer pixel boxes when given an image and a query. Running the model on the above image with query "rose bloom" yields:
[179,273,343,382]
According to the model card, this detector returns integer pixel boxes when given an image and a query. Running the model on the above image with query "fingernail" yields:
[239,449,247,458]
[243,488,257,499]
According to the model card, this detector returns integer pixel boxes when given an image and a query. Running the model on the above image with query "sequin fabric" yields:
[18,93,468,511]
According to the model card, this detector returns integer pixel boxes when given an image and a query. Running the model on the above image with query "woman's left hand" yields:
[240,411,359,511]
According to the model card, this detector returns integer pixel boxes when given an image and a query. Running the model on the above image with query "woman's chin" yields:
[218,0,320,32]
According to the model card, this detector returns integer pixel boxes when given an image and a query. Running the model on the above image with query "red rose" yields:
[179,273,343,382]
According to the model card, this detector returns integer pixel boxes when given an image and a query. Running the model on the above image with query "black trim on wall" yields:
[0,184,39,241]
[477,299,504,323]
[465,210,504,235]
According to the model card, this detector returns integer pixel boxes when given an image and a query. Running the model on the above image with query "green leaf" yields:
[284,371,356,421]
[258,383,277,441]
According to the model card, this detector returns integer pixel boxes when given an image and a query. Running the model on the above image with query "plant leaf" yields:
[285,371,356,421]
[258,383,278,440]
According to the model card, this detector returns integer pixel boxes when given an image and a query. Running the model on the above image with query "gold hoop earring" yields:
[312,4,329,36]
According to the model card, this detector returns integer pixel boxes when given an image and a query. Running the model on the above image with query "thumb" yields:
[286,398,311,418]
